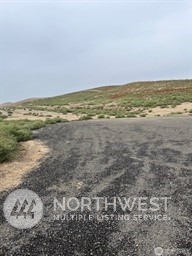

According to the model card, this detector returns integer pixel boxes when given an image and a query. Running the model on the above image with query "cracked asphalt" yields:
[0,117,192,256]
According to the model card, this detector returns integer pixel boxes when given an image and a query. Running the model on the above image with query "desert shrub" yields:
[17,129,32,141]
[189,109,192,113]
[44,118,57,125]
[160,105,168,109]
[87,113,95,117]
[54,117,64,123]
[0,129,17,162]
[98,114,105,119]
[126,113,137,118]
[143,100,158,108]
[115,114,125,118]
[44,117,69,124]
[140,114,146,117]
[7,126,32,142]
[0,114,8,119]
[26,121,46,130]
[61,119,69,122]
[78,115,92,121]
[23,112,32,116]
[61,110,68,114]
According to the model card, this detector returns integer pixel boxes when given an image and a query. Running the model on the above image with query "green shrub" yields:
[26,121,46,130]
[126,113,137,118]
[54,117,64,123]
[0,114,8,119]
[45,118,57,124]
[87,113,95,117]
[115,114,125,118]
[98,114,105,119]
[160,105,168,109]
[9,127,32,142]
[78,115,92,121]
[8,111,13,116]
[0,129,17,162]
[143,100,158,108]
[23,113,30,116]
[61,110,68,114]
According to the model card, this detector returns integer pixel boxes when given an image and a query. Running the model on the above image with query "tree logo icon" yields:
[3,189,43,229]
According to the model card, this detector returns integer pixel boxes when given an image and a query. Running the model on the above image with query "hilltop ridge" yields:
[1,79,192,121]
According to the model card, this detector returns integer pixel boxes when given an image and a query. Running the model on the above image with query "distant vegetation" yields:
[16,79,192,118]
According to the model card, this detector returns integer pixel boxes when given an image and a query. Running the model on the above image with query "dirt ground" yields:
[147,102,192,117]
[0,140,49,192]
[6,109,79,121]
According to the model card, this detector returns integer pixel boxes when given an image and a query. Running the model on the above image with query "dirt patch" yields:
[147,102,192,117]
[6,109,79,121]
[0,140,49,192]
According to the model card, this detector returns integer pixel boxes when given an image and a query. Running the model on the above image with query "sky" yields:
[0,0,191,103]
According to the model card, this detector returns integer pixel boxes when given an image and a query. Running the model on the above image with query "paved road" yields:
[0,117,192,256]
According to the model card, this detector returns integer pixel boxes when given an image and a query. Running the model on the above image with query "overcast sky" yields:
[0,0,191,103]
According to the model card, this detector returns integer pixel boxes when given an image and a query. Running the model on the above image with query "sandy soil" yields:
[147,102,192,117]
[0,140,49,192]
[6,109,79,121]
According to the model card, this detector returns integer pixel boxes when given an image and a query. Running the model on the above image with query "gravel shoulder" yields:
[0,117,192,256]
